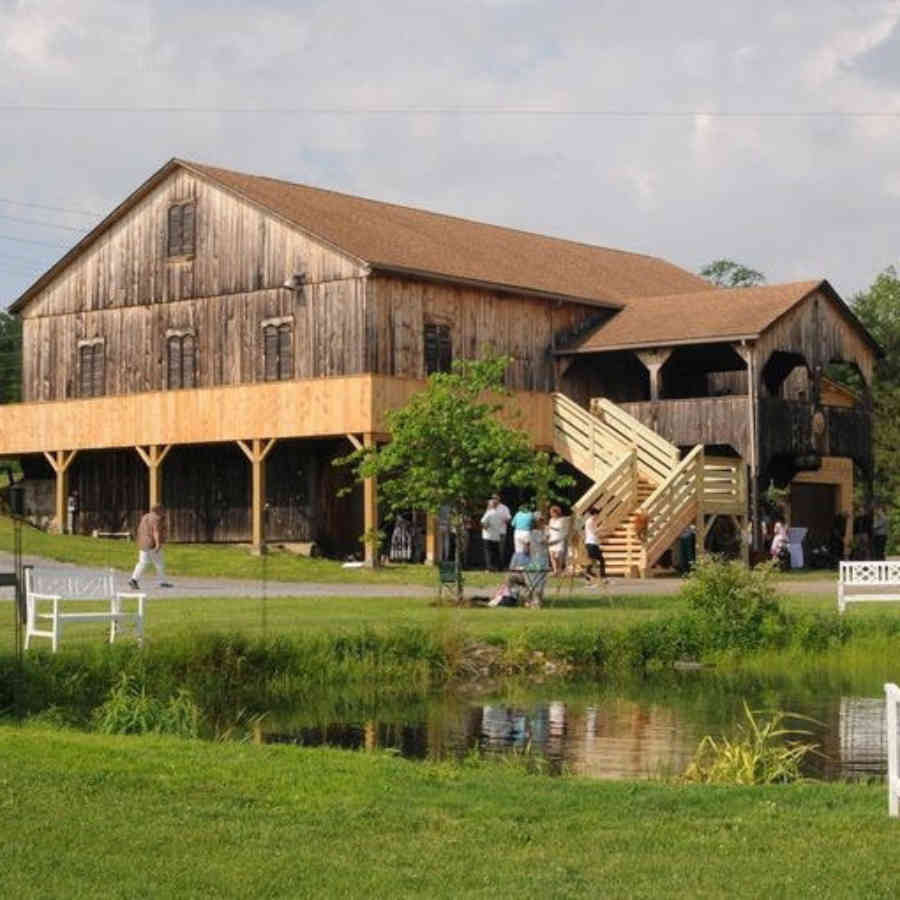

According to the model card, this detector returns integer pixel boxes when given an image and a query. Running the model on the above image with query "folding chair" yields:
[436,560,462,602]
[513,563,550,608]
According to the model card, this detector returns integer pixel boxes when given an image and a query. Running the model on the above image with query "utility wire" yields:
[0,213,88,233]
[0,234,71,249]
[0,104,899,117]
[0,250,49,265]
[0,197,103,218]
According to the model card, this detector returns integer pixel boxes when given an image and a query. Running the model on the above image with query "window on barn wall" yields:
[167,333,196,389]
[167,201,195,257]
[78,341,105,397]
[424,323,452,375]
[263,320,294,381]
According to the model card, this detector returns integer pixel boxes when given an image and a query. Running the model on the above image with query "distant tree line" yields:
[0,310,21,404]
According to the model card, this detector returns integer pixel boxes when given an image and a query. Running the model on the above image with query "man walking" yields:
[129,504,172,589]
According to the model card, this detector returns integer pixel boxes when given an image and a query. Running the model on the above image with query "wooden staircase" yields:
[552,393,705,577]
[594,477,654,577]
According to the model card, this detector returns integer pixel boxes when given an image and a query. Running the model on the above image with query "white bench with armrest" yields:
[24,568,146,652]
[837,561,900,614]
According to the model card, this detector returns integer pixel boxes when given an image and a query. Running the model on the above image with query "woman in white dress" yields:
[546,505,571,576]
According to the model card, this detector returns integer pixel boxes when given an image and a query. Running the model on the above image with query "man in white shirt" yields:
[480,498,506,571]
[492,493,511,565]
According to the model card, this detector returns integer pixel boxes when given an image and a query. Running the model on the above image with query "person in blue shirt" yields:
[510,504,535,559]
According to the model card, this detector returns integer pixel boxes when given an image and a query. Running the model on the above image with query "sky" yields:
[2,0,900,309]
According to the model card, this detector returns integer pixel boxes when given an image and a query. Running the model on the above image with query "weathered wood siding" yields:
[618,396,751,458]
[560,352,649,407]
[758,398,872,471]
[21,169,368,401]
[754,289,875,389]
[64,438,362,548]
[368,275,604,391]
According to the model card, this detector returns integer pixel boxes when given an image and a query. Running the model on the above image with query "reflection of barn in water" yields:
[838,697,886,779]
[471,699,700,779]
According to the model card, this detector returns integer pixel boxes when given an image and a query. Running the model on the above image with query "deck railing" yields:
[573,449,638,539]
[589,397,680,483]
[638,444,704,573]
[702,456,747,515]
[552,393,633,479]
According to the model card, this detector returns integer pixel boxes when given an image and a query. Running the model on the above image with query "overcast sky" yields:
[2,0,900,309]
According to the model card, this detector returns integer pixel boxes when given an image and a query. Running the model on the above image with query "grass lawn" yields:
[0,514,509,587]
[1,726,896,899]
[0,590,688,653]
[4,585,893,657]
[0,514,841,587]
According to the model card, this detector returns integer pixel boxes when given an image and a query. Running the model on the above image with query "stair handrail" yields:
[573,449,638,539]
[552,393,632,477]
[637,444,704,569]
[590,397,681,484]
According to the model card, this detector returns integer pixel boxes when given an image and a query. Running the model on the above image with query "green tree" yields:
[339,356,572,603]
[850,265,900,549]
[700,259,766,288]
[0,310,22,403]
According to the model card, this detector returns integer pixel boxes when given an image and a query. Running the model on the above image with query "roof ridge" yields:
[177,158,693,264]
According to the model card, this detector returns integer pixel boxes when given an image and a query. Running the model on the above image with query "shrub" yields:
[680,556,789,652]
[682,702,821,784]
[93,672,201,738]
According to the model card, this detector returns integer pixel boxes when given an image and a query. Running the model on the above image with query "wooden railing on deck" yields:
[638,445,704,573]
[702,456,747,515]
[589,397,680,483]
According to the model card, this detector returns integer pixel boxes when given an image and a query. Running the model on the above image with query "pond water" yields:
[259,663,896,780]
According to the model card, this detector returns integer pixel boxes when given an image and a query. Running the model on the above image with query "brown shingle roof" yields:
[566,281,826,352]
[180,160,713,305]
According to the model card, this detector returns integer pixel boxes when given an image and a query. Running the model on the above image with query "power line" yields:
[0,250,48,266]
[0,213,88,233]
[0,197,103,218]
[0,234,70,249]
[0,104,899,118]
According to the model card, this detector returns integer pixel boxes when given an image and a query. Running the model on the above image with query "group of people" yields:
[480,496,608,584]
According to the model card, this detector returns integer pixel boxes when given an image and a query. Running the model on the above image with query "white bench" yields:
[886,683,900,817]
[24,569,146,652]
[837,561,900,614]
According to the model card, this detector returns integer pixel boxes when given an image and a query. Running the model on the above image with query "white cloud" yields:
[3,0,900,308]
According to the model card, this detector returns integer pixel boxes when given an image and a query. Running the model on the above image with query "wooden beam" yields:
[425,514,437,565]
[635,349,673,402]
[135,444,173,508]
[734,341,760,553]
[363,433,378,568]
[43,450,77,533]
[237,438,277,554]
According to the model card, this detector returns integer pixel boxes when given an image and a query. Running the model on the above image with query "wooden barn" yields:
[0,158,879,574]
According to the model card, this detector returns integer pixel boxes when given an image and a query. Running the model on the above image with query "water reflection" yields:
[258,674,891,781]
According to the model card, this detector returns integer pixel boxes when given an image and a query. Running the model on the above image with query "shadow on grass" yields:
[545,593,679,611]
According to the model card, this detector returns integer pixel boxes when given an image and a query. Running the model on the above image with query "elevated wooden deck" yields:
[0,375,555,456]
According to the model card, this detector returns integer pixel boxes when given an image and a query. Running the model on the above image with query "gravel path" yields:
[0,550,838,599]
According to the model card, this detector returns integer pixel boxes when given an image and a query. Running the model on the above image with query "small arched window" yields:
[167,332,196,389]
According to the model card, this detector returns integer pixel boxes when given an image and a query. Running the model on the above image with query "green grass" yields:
[5,585,899,657]
[0,589,682,653]
[0,513,515,586]
[0,513,843,586]
[1,726,896,899]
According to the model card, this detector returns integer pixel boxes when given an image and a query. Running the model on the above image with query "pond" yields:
[259,661,896,780]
